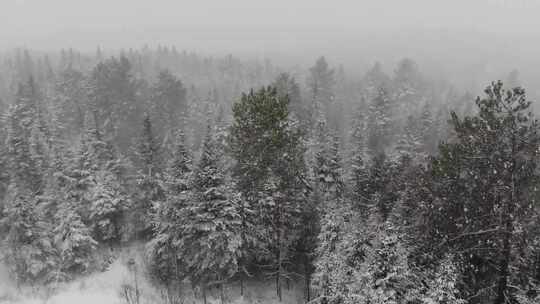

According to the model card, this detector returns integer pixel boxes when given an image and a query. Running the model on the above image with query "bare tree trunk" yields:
[220,283,225,304]
[276,202,284,302]
[202,284,207,304]
[495,211,512,304]
[495,143,516,304]
[305,262,311,303]
[240,278,244,297]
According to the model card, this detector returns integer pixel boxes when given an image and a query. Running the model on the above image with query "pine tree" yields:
[425,81,540,303]
[229,86,308,298]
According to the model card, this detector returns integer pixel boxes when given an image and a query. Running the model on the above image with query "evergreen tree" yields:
[89,171,130,243]
[5,80,44,194]
[349,150,370,210]
[424,82,540,303]
[132,114,165,239]
[418,102,435,154]
[274,73,309,131]
[179,125,243,303]
[395,115,423,160]
[363,62,391,98]
[52,205,97,280]
[229,86,308,298]
[366,88,393,156]
[150,70,187,134]
[87,56,140,149]
[165,128,192,194]
[0,193,58,285]
[313,119,344,200]
[146,128,192,287]
[308,57,335,127]
[135,114,161,175]
[54,67,87,135]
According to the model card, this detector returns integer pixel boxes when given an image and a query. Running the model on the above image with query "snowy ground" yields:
[0,247,304,304]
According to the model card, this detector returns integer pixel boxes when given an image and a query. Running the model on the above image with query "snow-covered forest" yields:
[0,46,538,304]
[3,2,540,303]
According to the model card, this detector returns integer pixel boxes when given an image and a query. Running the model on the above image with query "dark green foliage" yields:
[3,46,540,304]
[229,85,309,299]
[421,82,540,303]
[230,86,296,196]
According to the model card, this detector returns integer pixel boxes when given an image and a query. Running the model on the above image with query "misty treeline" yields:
[0,46,538,304]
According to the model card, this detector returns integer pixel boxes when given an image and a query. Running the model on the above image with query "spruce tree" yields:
[366,88,393,156]
[165,128,192,194]
[5,81,44,194]
[150,70,187,134]
[132,114,164,239]
[0,193,57,285]
[307,57,335,127]
[273,73,309,130]
[52,204,97,279]
[179,124,243,302]
[395,115,423,160]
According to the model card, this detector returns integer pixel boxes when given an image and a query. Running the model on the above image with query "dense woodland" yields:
[0,47,539,304]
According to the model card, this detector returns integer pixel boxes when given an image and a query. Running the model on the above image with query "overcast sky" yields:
[2,0,540,47]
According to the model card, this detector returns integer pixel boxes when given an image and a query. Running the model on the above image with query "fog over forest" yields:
[4,0,540,90]
[2,1,540,304]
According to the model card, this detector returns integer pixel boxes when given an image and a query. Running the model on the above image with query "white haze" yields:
[2,0,540,92]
